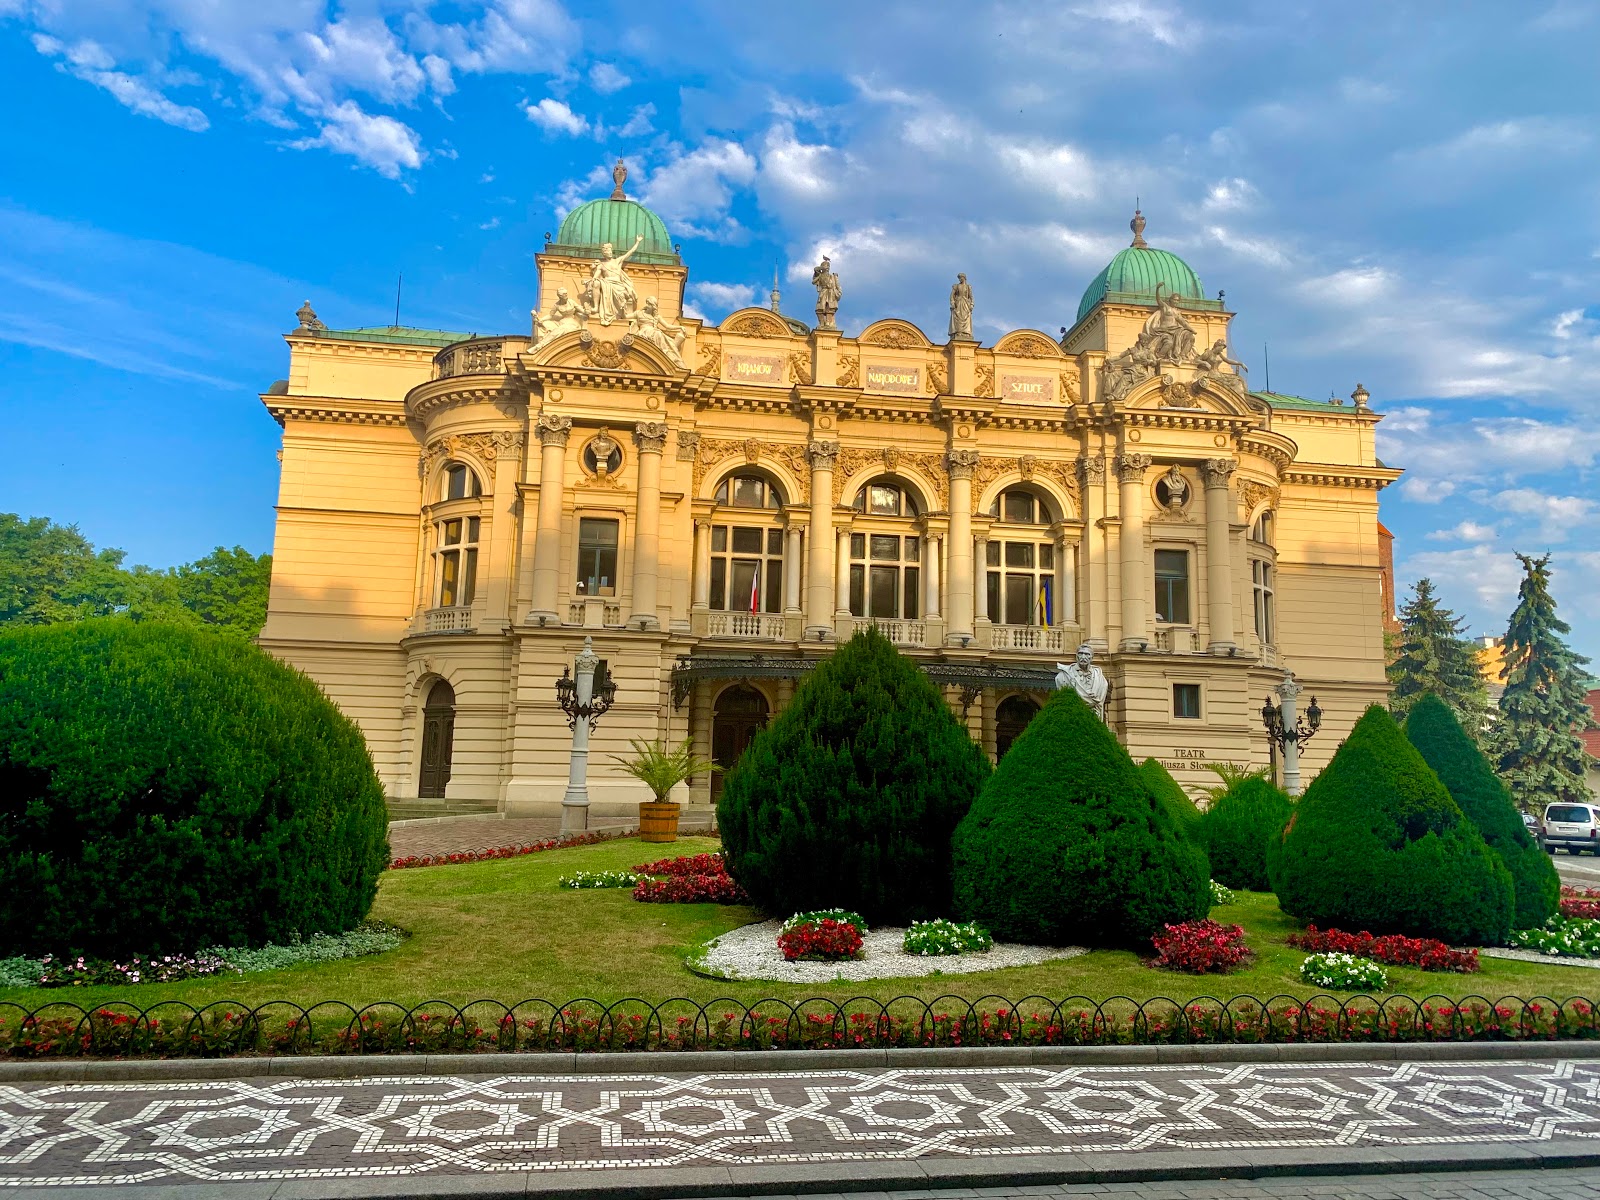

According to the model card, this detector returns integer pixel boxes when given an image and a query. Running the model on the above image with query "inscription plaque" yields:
[1001,373,1055,403]
[722,352,785,385]
[863,363,921,394]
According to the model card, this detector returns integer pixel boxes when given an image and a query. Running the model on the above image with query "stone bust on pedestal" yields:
[1055,643,1110,721]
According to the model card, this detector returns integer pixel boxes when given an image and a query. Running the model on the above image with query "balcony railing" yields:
[433,337,520,380]
[853,617,926,647]
[1153,626,1197,653]
[705,612,786,640]
[989,624,1067,653]
[423,606,474,633]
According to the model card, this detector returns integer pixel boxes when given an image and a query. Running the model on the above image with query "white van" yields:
[1543,803,1600,855]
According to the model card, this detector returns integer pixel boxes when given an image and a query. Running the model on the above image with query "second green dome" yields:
[552,163,678,265]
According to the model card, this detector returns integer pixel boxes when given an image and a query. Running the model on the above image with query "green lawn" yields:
[3,834,1598,1014]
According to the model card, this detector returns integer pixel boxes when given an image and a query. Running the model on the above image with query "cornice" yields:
[1120,409,1249,433]
[1282,463,1403,490]
[1239,429,1299,471]
[263,397,409,428]
[405,378,525,423]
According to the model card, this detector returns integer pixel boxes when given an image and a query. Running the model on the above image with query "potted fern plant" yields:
[611,738,719,843]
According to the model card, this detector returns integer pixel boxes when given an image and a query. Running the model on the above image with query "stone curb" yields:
[8,1139,1600,1199]
[7,1037,1600,1083]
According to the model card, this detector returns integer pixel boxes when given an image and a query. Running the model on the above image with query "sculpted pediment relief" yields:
[529,329,684,376]
[993,329,1065,359]
[720,307,793,339]
[858,318,932,348]
[1122,374,1258,419]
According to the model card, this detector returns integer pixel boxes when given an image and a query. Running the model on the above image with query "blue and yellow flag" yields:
[1038,578,1053,627]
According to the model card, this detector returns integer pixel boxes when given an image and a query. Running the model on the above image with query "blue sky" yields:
[1,0,1597,660]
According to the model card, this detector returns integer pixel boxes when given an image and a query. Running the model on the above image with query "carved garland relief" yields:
[1238,478,1280,516]
[836,355,860,388]
[691,438,811,502]
[417,430,524,479]
[830,447,949,509]
[972,455,1081,514]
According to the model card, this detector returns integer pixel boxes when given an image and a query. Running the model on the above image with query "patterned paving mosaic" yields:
[4,1059,1600,1187]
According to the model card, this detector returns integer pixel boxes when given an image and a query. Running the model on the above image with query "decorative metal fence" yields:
[0,993,1595,1060]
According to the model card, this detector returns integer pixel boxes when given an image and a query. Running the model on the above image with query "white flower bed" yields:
[692,919,1085,983]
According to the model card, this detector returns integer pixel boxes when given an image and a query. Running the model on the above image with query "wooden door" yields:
[419,680,456,799]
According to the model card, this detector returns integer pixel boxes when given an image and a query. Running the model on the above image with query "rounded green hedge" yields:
[1270,704,1514,946]
[1197,776,1292,892]
[1404,692,1558,930]
[0,620,391,957]
[1139,758,1202,831]
[952,688,1210,947]
[716,627,989,924]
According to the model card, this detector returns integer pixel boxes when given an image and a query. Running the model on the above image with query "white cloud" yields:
[1202,177,1259,212]
[32,35,209,132]
[525,97,588,136]
[1205,224,1289,268]
[594,102,655,140]
[638,139,758,225]
[479,217,501,231]
[1427,520,1498,542]
[1399,545,1527,623]
[289,101,423,178]
[1403,117,1590,163]
[688,281,761,314]
[589,61,630,93]
[996,139,1096,202]
[759,124,841,200]
[1066,0,1189,47]
[1491,488,1595,541]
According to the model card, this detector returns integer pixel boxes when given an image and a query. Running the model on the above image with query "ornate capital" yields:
[947,449,981,480]
[807,440,840,471]
[535,413,572,447]
[633,421,669,454]
[675,430,701,461]
[1115,452,1152,483]
[1200,457,1237,488]
[1077,456,1106,484]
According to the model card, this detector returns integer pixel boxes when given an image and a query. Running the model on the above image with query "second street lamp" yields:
[556,636,616,832]
[1260,667,1322,796]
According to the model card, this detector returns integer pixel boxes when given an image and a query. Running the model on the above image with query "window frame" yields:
[1172,682,1203,720]
[1153,547,1192,625]
[575,516,622,597]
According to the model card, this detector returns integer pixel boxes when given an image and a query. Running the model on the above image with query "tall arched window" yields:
[1249,510,1276,646]
[986,487,1060,626]
[432,462,484,609]
[849,478,921,619]
[709,473,786,612]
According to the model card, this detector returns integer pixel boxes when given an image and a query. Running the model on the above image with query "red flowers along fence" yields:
[389,829,627,870]
[1152,921,1252,974]
[1,994,1596,1059]
[1285,926,1481,973]
[630,852,750,904]
[1561,888,1600,919]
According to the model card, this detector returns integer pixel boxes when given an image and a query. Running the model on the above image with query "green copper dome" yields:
[550,160,678,265]
[1076,210,1211,324]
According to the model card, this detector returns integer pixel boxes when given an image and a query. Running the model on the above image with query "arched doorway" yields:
[995,694,1041,761]
[711,684,769,803]
[419,679,456,799]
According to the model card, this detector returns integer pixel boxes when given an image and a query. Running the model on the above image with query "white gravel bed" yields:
[1479,947,1600,969]
[690,918,1087,983]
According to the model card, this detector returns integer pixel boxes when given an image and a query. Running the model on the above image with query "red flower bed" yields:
[632,873,750,904]
[776,919,863,962]
[1151,920,1251,973]
[389,828,625,870]
[1285,925,1480,973]
[1560,887,1600,918]
[632,853,727,877]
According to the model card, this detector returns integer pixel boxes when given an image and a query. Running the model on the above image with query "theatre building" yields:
[259,167,1399,820]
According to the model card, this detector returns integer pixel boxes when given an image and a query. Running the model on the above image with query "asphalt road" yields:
[1552,849,1600,887]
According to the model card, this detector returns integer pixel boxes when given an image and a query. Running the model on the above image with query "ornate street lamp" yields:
[556,636,617,832]
[1260,667,1322,796]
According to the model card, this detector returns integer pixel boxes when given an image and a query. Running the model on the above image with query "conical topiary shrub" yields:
[1139,758,1202,831]
[951,688,1211,947]
[716,627,989,924]
[1197,776,1293,892]
[1270,704,1514,946]
[1405,692,1559,929]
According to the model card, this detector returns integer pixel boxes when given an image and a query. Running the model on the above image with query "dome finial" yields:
[1130,202,1148,249]
[610,159,627,201]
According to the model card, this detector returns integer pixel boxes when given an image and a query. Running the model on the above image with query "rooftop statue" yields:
[1195,337,1249,397]
[1140,283,1197,364]
[628,296,687,369]
[531,286,589,347]
[949,273,973,340]
[586,235,645,327]
[812,256,841,329]
[1055,643,1110,721]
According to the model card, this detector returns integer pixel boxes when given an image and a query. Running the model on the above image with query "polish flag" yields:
[749,563,761,614]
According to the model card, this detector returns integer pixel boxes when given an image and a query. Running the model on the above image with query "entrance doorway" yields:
[711,685,769,803]
[419,679,456,799]
[995,694,1041,761]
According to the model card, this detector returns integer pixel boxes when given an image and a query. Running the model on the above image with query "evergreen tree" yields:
[1198,776,1293,892]
[1490,553,1595,813]
[1139,758,1202,831]
[1388,577,1488,732]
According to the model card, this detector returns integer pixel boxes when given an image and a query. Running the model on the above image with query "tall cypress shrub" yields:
[1197,776,1292,892]
[952,688,1210,947]
[1139,758,1202,831]
[1271,705,1514,945]
[716,628,988,923]
[1405,692,1559,929]
[0,620,390,957]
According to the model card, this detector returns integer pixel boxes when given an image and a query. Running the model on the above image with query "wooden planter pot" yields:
[638,801,680,843]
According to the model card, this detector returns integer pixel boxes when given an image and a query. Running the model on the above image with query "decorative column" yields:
[691,519,712,610]
[527,414,572,624]
[946,450,979,645]
[1053,526,1072,631]
[805,441,838,638]
[1116,452,1152,651]
[1078,457,1108,649]
[972,535,988,623]
[1201,458,1238,654]
[924,533,942,619]
[783,525,803,614]
[834,525,852,615]
[628,421,667,630]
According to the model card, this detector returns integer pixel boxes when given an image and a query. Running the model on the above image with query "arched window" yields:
[848,477,921,620]
[714,474,783,509]
[442,463,482,501]
[708,473,785,613]
[1249,510,1274,545]
[995,694,1040,760]
[986,487,1061,627]
[852,479,919,517]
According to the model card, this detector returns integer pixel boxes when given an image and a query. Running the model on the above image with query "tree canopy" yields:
[1388,577,1488,733]
[0,514,270,638]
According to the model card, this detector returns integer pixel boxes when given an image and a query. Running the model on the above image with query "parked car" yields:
[1542,803,1600,855]
[1523,811,1540,835]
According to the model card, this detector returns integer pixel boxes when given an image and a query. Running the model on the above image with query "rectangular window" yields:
[1252,558,1275,645]
[1004,574,1034,625]
[1004,491,1035,523]
[1005,542,1035,568]
[986,572,1001,621]
[985,540,1001,566]
[709,557,727,609]
[731,526,763,554]
[1154,549,1190,624]
[462,548,478,607]
[868,565,898,616]
[870,534,900,561]
[576,517,619,596]
[849,563,865,615]
[733,476,766,508]
[1173,683,1201,719]
[904,566,920,619]
[729,560,759,611]
[765,562,784,613]
[439,551,461,607]
[766,528,784,555]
